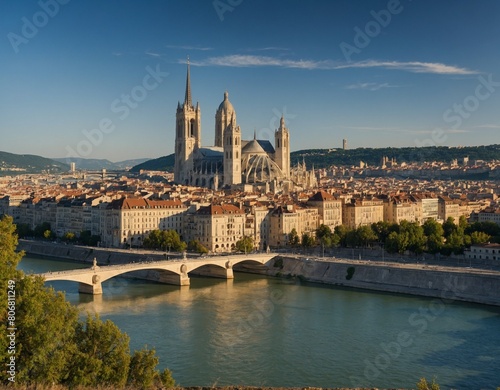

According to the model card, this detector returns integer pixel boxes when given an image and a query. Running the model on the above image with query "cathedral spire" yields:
[280,114,285,128]
[184,56,192,107]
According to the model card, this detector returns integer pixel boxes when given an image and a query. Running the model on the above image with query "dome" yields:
[242,153,284,184]
[241,139,266,155]
[217,91,235,113]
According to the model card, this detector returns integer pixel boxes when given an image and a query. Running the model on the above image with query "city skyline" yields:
[2,0,500,161]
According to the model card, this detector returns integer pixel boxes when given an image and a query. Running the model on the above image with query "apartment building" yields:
[342,198,384,228]
[307,190,342,228]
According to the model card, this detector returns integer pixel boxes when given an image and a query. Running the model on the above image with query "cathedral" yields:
[174,61,292,190]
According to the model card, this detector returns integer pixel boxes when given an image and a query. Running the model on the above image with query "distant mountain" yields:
[129,154,175,172]
[0,151,69,174]
[129,145,500,174]
[53,157,151,171]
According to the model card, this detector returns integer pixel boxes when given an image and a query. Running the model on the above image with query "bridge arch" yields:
[40,253,277,295]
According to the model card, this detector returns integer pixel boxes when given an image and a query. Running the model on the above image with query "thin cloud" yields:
[345,82,398,91]
[344,126,470,134]
[145,51,161,57]
[166,45,213,51]
[472,124,500,129]
[189,55,478,75]
[336,60,478,75]
[246,47,291,52]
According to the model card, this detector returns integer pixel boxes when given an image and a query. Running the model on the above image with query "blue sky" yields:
[1,0,500,161]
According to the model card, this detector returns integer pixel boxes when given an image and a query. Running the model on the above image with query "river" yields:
[19,255,500,389]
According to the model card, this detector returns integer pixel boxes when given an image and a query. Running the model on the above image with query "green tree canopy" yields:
[143,229,187,252]
[187,239,209,254]
[235,236,253,253]
[287,228,300,247]
[0,216,175,387]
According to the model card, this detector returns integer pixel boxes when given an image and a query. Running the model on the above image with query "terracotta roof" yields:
[308,190,334,202]
[196,203,244,215]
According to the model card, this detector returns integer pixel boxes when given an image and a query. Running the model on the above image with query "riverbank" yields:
[19,240,500,307]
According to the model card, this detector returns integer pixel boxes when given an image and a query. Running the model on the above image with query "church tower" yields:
[174,59,201,184]
[223,114,242,186]
[275,115,290,178]
[214,91,236,148]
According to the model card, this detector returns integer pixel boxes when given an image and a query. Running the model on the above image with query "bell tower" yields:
[174,58,201,184]
[275,115,290,178]
[223,114,241,186]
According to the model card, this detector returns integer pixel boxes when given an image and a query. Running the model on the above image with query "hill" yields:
[129,154,175,172]
[53,157,151,170]
[0,151,69,174]
[130,145,500,173]
[291,144,500,169]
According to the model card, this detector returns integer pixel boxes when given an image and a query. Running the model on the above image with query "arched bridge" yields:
[40,253,277,295]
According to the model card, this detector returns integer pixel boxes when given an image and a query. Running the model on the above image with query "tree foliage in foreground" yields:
[0,215,175,388]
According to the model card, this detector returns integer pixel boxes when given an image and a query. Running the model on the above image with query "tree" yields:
[423,219,444,237]
[0,216,175,387]
[316,224,334,252]
[334,225,350,247]
[68,315,131,387]
[163,229,187,252]
[33,222,51,238]
[187,239,209,254]
[43,229,54,240]
[356,225,378,247]
[442,217,458,238]
[15,223,33,238]
[423,219,444,254]
[416,377,440,390]
[235,236,253,253]
[79,230,100,246]
[371,221,396,242]
[13,276,79,384]
[399,221,426,254]
[143,229,186,252]
[385,231,409,254]
[287,228,300,247]
[128,348,159,389]
[301,232,315,248]
[470,231,491,245]
[62,231,76,243]
[443,231,465,255]
[143,229,163,249]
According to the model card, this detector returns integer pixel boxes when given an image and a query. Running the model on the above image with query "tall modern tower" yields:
[343,138,347,150]
[174,59,201,184]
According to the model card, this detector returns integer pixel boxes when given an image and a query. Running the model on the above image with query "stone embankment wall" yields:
[18,240,170,265]
[270,256,500,307]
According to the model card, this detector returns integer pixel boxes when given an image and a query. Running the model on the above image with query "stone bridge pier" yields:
[79,274,103,295]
